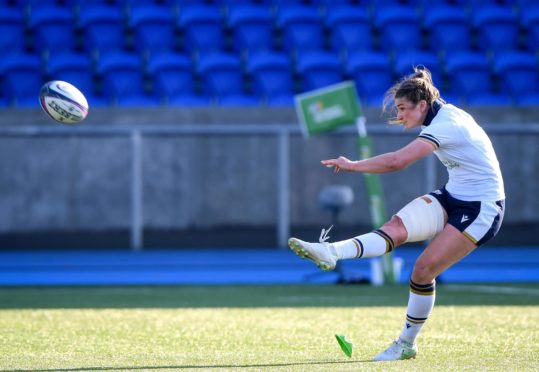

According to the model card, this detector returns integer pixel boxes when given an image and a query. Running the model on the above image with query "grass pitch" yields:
[0,284,538,371]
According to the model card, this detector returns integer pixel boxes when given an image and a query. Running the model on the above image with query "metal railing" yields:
[1,123,538,249]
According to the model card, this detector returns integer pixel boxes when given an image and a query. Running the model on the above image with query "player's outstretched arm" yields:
[321,139,435,174]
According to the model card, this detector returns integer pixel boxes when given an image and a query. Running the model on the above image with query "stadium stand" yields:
[47,52,108,107]
[147,52,209,105]
[394,50,442,84]
[0,7,25,53]
[197,52,259,105]
[28,5,77,54]
[0,0,537,107]
[296,50,344,91]
[0,53,43,107]
[494,51,539,106]
[445,51,511,105]
[276,5,325,54]
[227,4,274,55]
[521,5,539,51]
[374,5,422,52]
[246,51,295,106]
[346,50,393,106]
[79,5,126,54]
[177,5,225,56]
[423,5,471,53]
[472,5,520,53]
[129,4,177,55]
[325,5,372,54]
[97,51,159,106]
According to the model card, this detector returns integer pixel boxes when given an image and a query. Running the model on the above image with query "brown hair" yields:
[383,66,444,124]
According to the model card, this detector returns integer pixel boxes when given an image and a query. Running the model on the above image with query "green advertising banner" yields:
[294,81,395,284]
[295,81,360,137]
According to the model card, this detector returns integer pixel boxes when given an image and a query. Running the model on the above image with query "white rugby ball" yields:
[39,80,89,124]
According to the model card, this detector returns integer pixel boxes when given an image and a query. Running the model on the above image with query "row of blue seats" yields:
[2,0,539,9]
[1,49,537,107]
[1,3,538,56]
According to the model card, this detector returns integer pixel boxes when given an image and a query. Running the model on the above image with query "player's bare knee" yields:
[412,259,437,283]
[380,216,407,246]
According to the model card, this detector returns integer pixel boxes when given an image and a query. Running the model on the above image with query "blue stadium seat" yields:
[118,0,171,8]
[0,53,43,107]
[228,5,274,55]
[0,8,25,53]
[417,0,467,6]
[276,5,324,53]
[178,5,225,56]
[473,6,519,52]
[494,51,539,106]
[312,0,360,6]
[374,6,422,52]
[247,51,294,105]
[29,6,76,53]
[23,0,62,9]
[296,51,343,91]
[147,53,209,105]
[97,52,158,106]
[197,52,259,105]
[368,0,404,7]
[129,5,177,54]
[79,5,126,54]
[271,0,310,8]
[445,51,510,105]
[346,50,392,106]
[0,0,22,9]
[217,0,272,10]
[394,50,442,86]
[70,0,117,6]
[170,0,214,7]
[326,6,372,53]
[516,0,539,6]
[465,0,504,6]
[424,6,471,53]
[522,5,539,52]
[47,52,107,107]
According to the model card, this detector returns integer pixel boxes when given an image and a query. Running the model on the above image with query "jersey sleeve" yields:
[418,115,457,149]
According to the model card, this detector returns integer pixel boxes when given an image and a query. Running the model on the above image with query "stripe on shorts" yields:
[464,200,503,246]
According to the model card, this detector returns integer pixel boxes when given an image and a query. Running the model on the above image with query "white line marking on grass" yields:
[444,285,539,296]
[276,296,386,303]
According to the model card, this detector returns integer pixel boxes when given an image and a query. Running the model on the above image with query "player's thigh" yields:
[412,224,477,283]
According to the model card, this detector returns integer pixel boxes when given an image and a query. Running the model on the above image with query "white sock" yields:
[332,229,395,260]
[399,280,436,345]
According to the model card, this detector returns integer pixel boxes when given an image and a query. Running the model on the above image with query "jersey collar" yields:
[422,100,444,127]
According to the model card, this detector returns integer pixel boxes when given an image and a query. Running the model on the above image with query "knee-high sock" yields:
[332,229,395,260]
[399,279,436,344]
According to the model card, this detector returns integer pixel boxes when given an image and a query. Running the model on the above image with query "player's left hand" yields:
[321,156,354,173]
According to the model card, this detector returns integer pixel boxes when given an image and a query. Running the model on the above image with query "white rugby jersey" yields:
[418,103,505,201]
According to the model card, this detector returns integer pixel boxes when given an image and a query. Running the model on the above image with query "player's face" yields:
[395,98,428,129]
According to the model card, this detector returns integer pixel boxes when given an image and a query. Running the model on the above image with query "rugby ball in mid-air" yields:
[39,80,89,124]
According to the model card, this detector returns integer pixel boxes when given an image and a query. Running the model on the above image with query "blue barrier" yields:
[0,246,537,286]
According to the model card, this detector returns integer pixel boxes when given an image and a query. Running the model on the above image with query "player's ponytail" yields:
[383,66,444,125]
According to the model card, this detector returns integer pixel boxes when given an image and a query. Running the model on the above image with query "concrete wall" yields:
[0,106,538,246]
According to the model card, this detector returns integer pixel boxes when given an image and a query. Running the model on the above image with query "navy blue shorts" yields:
[429,187,505,246]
